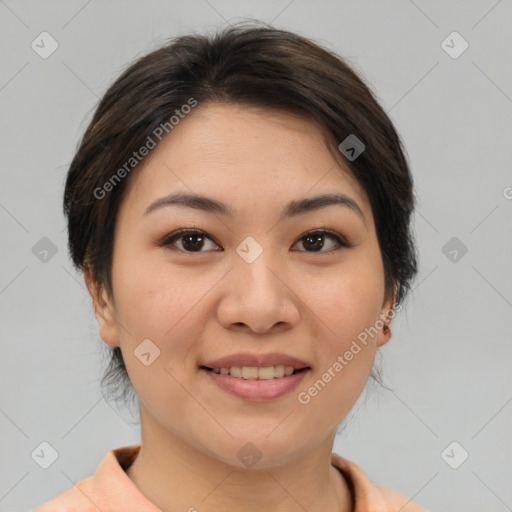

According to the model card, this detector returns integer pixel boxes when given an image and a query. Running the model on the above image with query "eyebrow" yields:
[144,192,366,226]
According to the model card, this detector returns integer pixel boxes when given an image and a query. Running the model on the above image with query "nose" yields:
[216,245,300,334]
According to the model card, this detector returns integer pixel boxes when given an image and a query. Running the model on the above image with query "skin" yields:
[85,102,396,512]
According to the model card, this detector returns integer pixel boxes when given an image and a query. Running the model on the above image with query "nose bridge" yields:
[234,235,282,296]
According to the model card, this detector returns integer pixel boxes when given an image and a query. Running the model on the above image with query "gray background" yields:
[1,1,511,511]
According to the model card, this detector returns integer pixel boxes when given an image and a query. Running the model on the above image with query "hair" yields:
[63,20,419,413]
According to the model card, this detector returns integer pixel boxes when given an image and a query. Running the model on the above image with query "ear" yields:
[84,264,120,348]
[375,286,398,348]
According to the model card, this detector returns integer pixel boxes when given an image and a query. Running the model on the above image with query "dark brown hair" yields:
[64,21,418,412]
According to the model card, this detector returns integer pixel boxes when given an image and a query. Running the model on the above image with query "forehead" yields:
[121,102,371,221]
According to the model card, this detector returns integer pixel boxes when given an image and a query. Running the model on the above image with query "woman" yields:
[33,21,425,512]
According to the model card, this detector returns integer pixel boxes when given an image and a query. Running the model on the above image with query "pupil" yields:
[304,234,323,251]
[183,234,204,251]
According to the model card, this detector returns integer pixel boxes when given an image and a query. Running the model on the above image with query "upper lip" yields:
[201,352,311,370]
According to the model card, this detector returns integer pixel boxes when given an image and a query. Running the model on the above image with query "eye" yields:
[292,230,352,253]
[159,229,221,253]
[159,228,352,254]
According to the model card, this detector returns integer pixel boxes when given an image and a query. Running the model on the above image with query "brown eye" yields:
[161,229,220,253]
[292,230,351,253]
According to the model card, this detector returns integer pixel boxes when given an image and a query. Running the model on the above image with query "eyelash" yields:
[158,228,353,254]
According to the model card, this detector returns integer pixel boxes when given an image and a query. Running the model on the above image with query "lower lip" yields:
[201,368,310,401]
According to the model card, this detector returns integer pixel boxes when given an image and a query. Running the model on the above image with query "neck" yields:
[125,406,354,512]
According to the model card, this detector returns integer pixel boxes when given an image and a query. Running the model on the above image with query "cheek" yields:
[309,256,385,339]
[113,252,212,338]
[112,256,219,389]
[300,253,384,396]
[113,263,208,417]
[295,272,380,430]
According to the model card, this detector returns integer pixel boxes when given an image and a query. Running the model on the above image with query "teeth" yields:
[210,365,300,379]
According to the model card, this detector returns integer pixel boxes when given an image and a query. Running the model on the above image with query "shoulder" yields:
[31,445,144,512]
[372,483,428,511]
[31,475,96,512]
[331,452,428,511]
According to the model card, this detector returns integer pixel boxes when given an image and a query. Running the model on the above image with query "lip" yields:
[201,352,311,370]
[201,367,310,401]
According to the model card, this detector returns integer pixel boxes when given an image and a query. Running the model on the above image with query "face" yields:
[86,102,395,468]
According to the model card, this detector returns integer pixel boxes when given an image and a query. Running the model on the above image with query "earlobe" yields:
[376,288,397,347]
[376,321,392,347]
[83,266,120,348]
